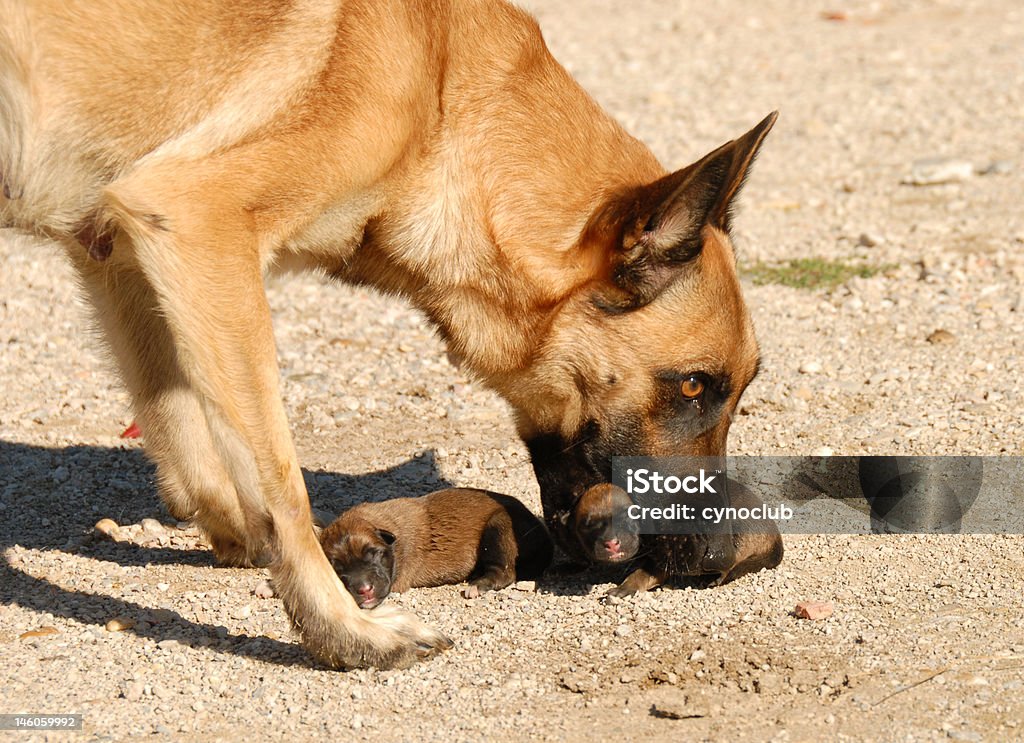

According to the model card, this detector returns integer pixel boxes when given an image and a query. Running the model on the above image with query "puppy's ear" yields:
[376,529,397,546]
[589,112,778,310]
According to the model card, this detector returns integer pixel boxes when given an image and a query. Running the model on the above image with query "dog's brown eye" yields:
[680,377,704,399]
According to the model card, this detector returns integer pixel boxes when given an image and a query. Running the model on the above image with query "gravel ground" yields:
[2,1,1023,741]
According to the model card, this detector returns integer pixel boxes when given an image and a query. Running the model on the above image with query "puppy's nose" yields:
[357,584,375,600]
[604,538,621,555]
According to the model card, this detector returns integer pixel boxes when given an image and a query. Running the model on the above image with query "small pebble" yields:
[94,518,120,539]
[903,157,974,186]
[105,617,135,632]
[799,361,822,374]
[926,329,956,344]
[140,518,166,535]
[857,232,883,247]
[123,680,145,702]
[794,601,834,620]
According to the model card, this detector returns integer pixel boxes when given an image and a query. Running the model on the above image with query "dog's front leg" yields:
[68,242,262,566]
[100,163,450,669]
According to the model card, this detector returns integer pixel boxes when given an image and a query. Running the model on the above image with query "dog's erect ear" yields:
[591,112,778,310]
[376,529,397,546]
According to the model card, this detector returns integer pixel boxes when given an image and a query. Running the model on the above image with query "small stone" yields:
[140,518,166,536]
[156,582,170,592]
[978,160,1013,176]
[799,361,822,374]
[253,580,275,599]
[948,731,983,742]
[903,158,974,186]
[231,605,252,620]
[105,617,135,632]
[619,668,643,684]
[350,716,363,730]
[559,673,597,694]
[513,581,536,592]
[927,329,956,344]
[792,385,814,401]
[614,624,633,637]
[689,649,706,661]
[19,626,59,640]
[52,465,69,483]
[857,232,883,248]
[94,518,120,539]
[650,692,709,719]
[813,446,834,457]
[794,600,834,620]
[123,679,145,702]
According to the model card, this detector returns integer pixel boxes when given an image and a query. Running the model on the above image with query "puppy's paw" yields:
[604,583,637,600]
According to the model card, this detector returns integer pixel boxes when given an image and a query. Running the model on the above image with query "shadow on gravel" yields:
[0,439,454,668]
[536,561,723,598]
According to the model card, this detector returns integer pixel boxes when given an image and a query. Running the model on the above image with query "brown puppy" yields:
[2,0,777,668]
[320,489,553,609]
[568,484,640,564]
[608,479,784,597]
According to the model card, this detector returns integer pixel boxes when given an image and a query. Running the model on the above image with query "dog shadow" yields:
[0,439,454,668]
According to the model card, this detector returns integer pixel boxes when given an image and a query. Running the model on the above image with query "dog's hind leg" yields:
[97,156,450,669]
[469,511,519,593]
[67,242,265,566]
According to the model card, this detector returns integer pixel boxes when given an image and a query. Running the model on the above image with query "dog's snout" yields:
[604,538,621,554]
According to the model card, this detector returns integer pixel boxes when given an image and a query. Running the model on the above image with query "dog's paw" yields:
[299,604,452,671]
[357,605,453,668]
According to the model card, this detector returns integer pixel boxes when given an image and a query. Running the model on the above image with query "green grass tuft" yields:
[741,258,893,290]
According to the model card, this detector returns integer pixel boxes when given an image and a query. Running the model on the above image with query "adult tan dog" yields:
[0,0,776,668]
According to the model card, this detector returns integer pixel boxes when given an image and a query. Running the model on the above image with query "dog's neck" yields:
[363,4,663,421]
